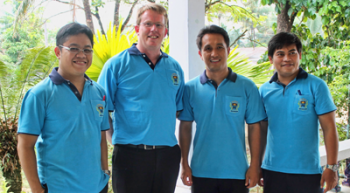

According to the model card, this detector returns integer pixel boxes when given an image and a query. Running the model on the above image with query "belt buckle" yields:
[143,145,155,150]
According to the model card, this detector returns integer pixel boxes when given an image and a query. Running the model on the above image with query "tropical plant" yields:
[227,46,273,87]
[0,176,10,193]
[86,22,170,82]
[0,0,45,65]
[0,46,58,193]
[86,22,137,81]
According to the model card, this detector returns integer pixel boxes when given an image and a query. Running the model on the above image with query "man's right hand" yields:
[33,187,45,193]
[258,168,264,186]
[181,165,193,186]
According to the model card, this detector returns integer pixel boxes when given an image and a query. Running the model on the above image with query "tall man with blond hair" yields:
[98,3,184,193]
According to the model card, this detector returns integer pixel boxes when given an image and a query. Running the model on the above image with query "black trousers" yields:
[191,176,249,193]
[262,169,323,193]
[112,144,181,193]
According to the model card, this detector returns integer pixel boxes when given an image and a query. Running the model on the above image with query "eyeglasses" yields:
[141,22,165,29]
[59,45,93,55]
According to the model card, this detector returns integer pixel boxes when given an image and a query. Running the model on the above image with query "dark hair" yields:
[196,25,230,50]
[56,22,94,47]
[268,32,302,58]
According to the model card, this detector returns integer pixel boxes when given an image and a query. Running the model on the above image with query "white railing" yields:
[319,139,350,166]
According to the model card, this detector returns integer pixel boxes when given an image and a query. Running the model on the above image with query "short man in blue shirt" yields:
[179,25,266,193]
[259,32,339,193]
[97,3,184,193]
[17,23,110,193]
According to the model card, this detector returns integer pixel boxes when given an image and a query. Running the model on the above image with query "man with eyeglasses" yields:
[17,23,110,193]
[98,3,184,193]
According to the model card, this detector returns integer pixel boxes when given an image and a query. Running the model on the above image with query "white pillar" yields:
[169,1,205,191]
[169,0,205,81]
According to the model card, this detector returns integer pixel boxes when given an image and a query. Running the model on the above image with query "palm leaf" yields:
[87,22,138,81]
[12,46,57,121]
[227,46,273,87]
[13,0,35,37]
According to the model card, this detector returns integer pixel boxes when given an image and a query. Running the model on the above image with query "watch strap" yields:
[326,164,339,172]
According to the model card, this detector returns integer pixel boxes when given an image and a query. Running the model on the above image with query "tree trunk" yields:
[121,0,139,32]
[94,7,105,35]
[83,0,95,33]
[276,1,297,33]
[3,163,22,193]
[114,0,121,32]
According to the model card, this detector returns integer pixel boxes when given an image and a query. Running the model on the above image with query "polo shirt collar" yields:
[269,67,308,83]
[200,67,237,84]
[127,43,168,58]
[49,67,92,85]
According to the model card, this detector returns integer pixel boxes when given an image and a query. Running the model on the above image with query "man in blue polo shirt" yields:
[178,25,266,193]
[97,3,184,193]
[259,32,339,193]
[17,23,109,193]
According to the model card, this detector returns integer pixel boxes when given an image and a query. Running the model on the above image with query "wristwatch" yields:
[326,164,339,172]
[103,170,111,175]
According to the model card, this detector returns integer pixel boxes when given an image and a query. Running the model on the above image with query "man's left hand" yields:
[245,166,259,189]
[320,168,338,193]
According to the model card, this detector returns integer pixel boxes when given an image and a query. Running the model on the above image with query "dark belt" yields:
[118,144,170,150]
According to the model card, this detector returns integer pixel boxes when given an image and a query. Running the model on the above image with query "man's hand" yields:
[33,187,45,193]
[245,166,259,188]
[258,168,264,186]
[320,168,338,193]
[181,165,193,186]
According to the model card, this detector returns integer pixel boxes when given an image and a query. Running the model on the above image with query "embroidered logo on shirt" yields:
[230,101,240,113]
[96,104,104,117]
[171,73,179,86]
[298,98,308,111]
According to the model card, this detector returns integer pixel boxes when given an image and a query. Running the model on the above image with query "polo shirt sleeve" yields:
[314,78,337,115]
[245,81,267,124]
[176,67,185,111]
[178,84,194,121]
[18,91,45,135]
[259,84,268,121]
[101,89,110,131]
[98,59,118,112]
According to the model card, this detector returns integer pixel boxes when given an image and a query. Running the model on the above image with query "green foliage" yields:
[86,22,137,81]
[206,0,259,25]
[227,46,273,87]
[0,177,10,193]
[0,1,45,65]
[86,22,169,81]
[0,46,57,123]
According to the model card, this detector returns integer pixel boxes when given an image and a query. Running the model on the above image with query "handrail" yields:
[319,139,350,166]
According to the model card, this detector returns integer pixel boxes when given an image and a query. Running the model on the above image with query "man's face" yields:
[269,44,301,79]
[54,33,92,79]
[198,33,230,73]
[134,10,168,52]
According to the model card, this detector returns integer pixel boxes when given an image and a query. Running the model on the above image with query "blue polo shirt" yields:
[18,68,109,193]
[97,44,184,146]
[259,68,336,174]
[179,68,266,179]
